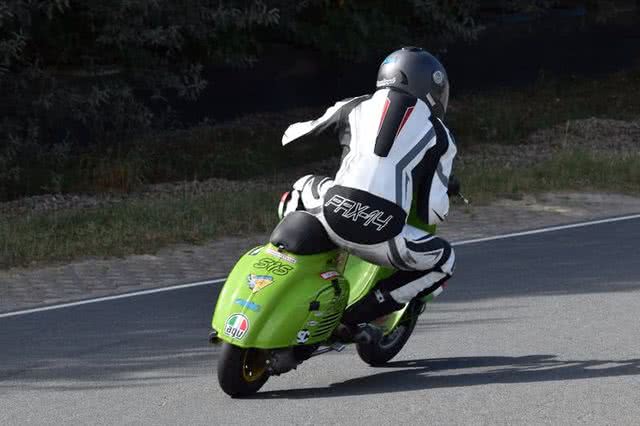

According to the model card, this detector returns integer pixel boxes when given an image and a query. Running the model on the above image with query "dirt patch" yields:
[459,117,640,167]
[530,117,640,151]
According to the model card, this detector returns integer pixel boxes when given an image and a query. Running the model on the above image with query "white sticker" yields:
[265,247,297,264]
[248,246,262,256]
[296,329,310,344]
[306,320,318,327]
[320,271,340,280]
[224,314,249,340]
[376,77,396,87]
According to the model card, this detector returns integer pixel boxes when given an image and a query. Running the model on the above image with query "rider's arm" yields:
[414,118,458,225]
[282,95,370,146]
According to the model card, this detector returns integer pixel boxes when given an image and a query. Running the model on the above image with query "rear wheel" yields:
[356,300,423,366]
[217,343,270,397]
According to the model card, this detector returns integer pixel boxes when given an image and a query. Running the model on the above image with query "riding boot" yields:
[342,289,404,326]
[332,290,400,344]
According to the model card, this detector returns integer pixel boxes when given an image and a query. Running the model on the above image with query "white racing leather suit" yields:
[281,88,457,322]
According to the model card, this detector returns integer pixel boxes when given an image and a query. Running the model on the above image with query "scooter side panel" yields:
[211,244,348,349]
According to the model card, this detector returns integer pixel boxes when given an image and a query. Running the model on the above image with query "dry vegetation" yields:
[2,71,640,268]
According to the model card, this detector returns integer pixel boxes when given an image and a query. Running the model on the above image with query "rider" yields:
[279,47,458,343]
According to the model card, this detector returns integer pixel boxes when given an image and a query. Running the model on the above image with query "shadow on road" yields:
[255,354,640,399]
[0,327,216,392]
[0,316,510,392]
[0,284,222,393]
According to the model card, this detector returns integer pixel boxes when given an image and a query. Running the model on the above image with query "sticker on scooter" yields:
[253,258,293,276]
[248,246,262,256]
[320,271,340,280]
[247,274,274,293]
[265,247,297,264]
[296,329,310,344]
[224,314,249,339]
[235,298,261,312]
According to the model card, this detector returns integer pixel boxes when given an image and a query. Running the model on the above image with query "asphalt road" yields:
[1,218,640,425]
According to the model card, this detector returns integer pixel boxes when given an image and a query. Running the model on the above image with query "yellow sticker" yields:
[247,274,274,293]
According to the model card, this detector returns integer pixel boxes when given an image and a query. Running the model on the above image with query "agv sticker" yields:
[224,314,249,339]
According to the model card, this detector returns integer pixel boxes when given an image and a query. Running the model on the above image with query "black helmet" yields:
[376,47,450,119]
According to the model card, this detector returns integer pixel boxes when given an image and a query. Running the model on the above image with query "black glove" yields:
[447,174,461,197]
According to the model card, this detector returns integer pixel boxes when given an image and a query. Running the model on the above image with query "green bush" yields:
[0,0,282,199]
[5,0,621,200]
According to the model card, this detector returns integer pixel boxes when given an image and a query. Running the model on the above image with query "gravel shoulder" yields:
[2,191,639,314]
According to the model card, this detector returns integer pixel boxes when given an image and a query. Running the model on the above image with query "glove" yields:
[277,190,303,220]
[447,174,461,197]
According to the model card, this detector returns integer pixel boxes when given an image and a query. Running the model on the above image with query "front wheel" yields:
[356,300,423,366]
[217,343,270,397]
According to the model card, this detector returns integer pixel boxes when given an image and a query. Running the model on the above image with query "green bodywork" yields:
[212,245,348,348]
[211,212,437,349]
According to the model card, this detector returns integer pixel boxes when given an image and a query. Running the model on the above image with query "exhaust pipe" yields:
[208,329,221,345]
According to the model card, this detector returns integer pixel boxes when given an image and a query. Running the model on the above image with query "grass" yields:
[90,68,640,190]
[3,68,640,268]
[70,111,338,192]
[448,69,640,145]
[458,150,640,202]
[4,67,640,200]
[2,150,640,269]
[0,189,280,269]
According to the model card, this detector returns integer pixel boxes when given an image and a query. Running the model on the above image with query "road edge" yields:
[2,212,639,319]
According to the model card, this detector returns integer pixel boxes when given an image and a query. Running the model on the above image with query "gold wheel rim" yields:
[242,349,267,382]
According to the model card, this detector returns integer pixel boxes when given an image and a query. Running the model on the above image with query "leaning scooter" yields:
[209,196,454,397]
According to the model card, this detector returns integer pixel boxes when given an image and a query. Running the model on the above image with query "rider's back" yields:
[335,88,444,216]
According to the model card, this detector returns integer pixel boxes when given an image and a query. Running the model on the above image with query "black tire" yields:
[217,343,270,397]
[356,300,423,366]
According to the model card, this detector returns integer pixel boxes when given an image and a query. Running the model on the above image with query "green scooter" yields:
[210,203,444,397]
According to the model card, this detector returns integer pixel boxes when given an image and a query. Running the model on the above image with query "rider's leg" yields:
[341,225,455,326]
[279,180,455,329]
